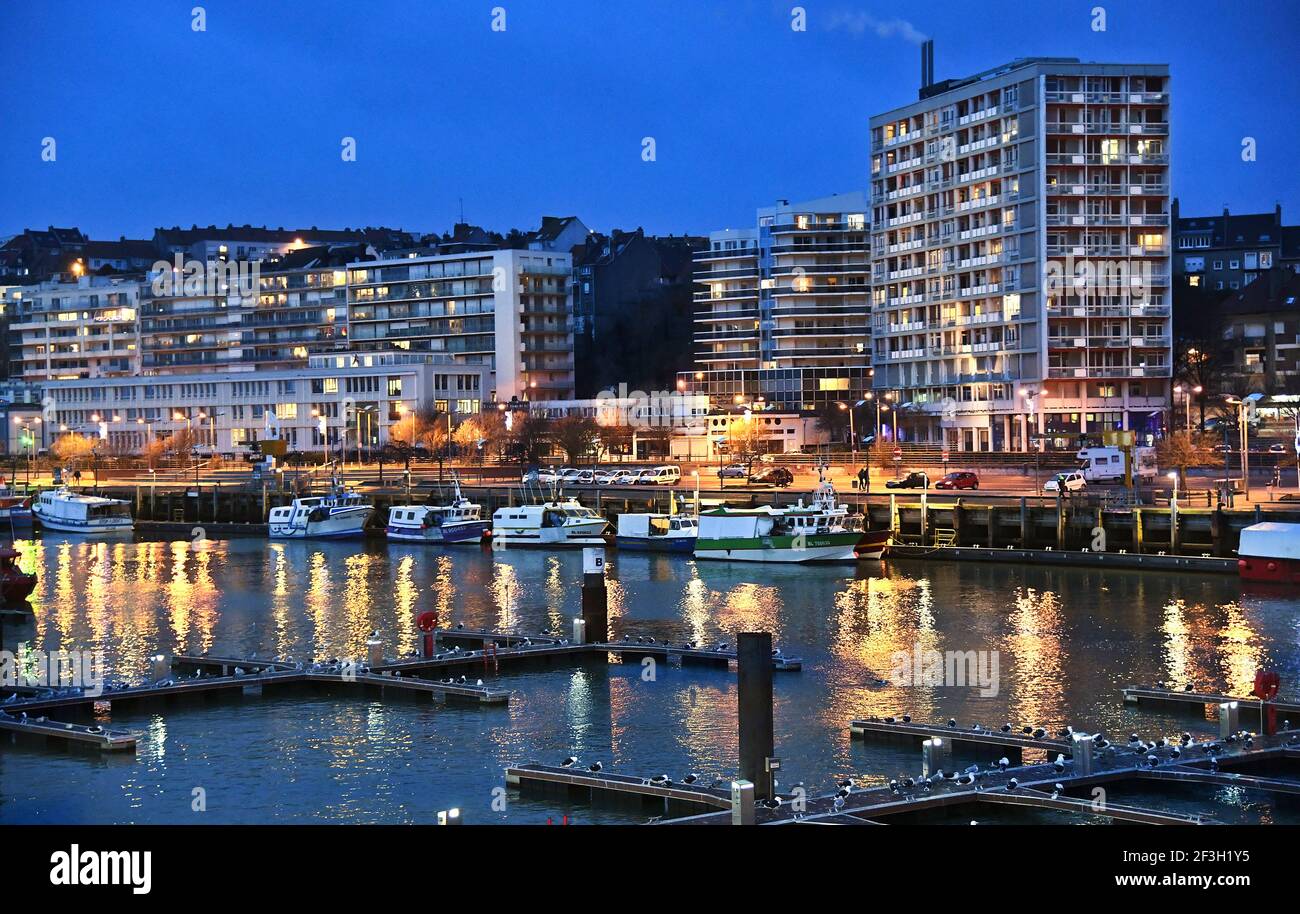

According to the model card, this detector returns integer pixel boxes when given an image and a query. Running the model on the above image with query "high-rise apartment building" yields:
[10,275,142,381]
[684,192,871,411]
[869,55,1171,451]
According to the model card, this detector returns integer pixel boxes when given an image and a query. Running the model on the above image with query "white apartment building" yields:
[9,275,142,381]
[346,248,574,402]
[870,56,1171,451]
[43,351,489,456]
[684,193,872,412]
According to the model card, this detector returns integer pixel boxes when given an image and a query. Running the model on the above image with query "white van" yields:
[1076,446,1156,483]
[636,465,681,486]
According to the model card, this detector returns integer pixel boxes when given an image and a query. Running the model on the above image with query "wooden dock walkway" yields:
[1122,685,1300,719]
[0,713,139,751]
[507,717,1300,826]
[850,717,1071,756]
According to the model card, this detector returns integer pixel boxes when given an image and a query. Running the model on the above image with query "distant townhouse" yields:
[1217,268,1300,395]
[1172,202,1300,294]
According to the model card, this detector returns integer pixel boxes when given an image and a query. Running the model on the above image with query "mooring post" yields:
[580,547,607,643]
[572,617,586,645]
[366,632,384,667]
[1055,492,1065,548]
[737,631,775,800]
[1219,700,1240,738]
[986,504,996,547]
[730,779,755,825]
[922,737,952,777]
[151,653,170,683]
[1133,508,1144,553]
[1071,732,1094,776]
[1019,497,1029,547]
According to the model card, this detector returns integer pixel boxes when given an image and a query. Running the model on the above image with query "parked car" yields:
[593,469,619,485]
[934,471,979,490]
[717,463,749,479]
[1044,471,1087,493]
[609,469,640,485]
[885,471,929,489]
[748,466,793,487]
[636,465,681,485]
[1267,443,1287,454]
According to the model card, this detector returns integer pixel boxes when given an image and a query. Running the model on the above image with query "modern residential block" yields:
[869,55,1172,451]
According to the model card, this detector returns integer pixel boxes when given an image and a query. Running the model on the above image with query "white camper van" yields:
[1076,446,1156,483]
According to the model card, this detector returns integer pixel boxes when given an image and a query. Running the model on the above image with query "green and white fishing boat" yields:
[693,475,889,563]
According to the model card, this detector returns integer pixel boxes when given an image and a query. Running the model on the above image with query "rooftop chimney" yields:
[921,39,934,90]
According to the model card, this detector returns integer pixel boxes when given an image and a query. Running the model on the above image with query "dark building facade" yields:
[571,229,705,397]
[1172,201,1299,295]
[1218,268,1300,395]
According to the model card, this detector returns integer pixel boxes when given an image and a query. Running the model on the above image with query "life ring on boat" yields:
[1253,670,1280,701]
[417,611,439,633]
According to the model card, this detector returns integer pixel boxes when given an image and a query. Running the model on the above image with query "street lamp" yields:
[1173,384,1202,435]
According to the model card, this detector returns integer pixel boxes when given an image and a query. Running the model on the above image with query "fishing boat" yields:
[694,475,888,563]
[615,491,698,553]
[0,544,36,603]
[32,487,134,534]
[386,478,489,544]
[0,479,33,529]
[1238,522,1300,585]
[490,498,608,547]
[268,478,373,539]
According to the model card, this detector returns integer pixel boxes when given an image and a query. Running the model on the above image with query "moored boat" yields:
[0,544,36,604]
[0,480,33,529]
[32,487,134,534]
[615,512,698,553]
[694,475,885,563]
[1238,522,1300,585]
[386,479,489,544]
[268,479,373,539]
[491,498,608,547]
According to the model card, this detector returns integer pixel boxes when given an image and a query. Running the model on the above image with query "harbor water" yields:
[2,535,1298,824]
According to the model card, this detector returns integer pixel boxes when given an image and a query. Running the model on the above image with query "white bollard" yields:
[1071,732,1094,776]
[922,737,952,777]
[366,634,384,667]
[1219,701,1240,738]
[151,654,170,683]
[572,617,587,645]
[731,779,755,825]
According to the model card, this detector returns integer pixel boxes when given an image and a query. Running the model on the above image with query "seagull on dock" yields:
[1001,723,1012,733]
[1053,754,1066,773]
[475,679,483,687]
[561,756,579,768]
[650,774,671,786]
[1032,728,1046,740]
[682,773,698,785]
[947,718,957,728]
[902,714,912,723]
[1051,783,1064,800]
[1005,778,1019,791]
[997,757,1010,771]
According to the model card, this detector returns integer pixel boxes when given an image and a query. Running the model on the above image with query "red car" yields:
[934,471,979,490]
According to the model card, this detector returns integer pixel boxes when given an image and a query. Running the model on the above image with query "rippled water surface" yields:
[2,536,1297,824]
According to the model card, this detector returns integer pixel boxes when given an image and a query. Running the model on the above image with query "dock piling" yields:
[922,737,952,776]
[1071,732,1095,776]
[730,779,755,825]
[737,631,775,799]
[580,548,608,643]
[1219,700,1240,738]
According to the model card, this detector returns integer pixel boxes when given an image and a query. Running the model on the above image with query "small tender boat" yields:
[0,544,36,603]
[386,479,489,544]
[0,480,33,528]
[695,474,886,563]
[491,498,608,547]
[616,513,698,553]
[1237,522,1300,585]
[32,487,134,534]
[268,478,373,539]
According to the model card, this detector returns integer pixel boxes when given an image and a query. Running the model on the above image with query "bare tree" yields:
[551,415,599,463]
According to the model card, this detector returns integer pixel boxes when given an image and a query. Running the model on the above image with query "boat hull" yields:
[386,520,490,544]
[33,512,133,535]
[615,535,697,553]
[270,508,371,540]
[694,531,865,563]
[854,530,892,560]
[493,521,608,548]
[1238,555,1300,585]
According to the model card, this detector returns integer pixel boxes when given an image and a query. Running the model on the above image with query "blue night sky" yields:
[2,0,1296,239]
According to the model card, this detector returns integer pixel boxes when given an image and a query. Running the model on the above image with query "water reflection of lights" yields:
[1217,601,1262,696]
[1161,598,1193,691]
[393,554,420,656]
[491,563,521,631]
[678,571,711,647]
[1004,587,1066,730]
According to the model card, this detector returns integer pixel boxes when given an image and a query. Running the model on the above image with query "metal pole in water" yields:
[737,631,775,800]
[580,548,607,643]
[1219,700,1240,738]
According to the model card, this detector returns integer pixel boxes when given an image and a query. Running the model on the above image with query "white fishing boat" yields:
[491,498,608,547]
[615,491,698,553]
[694,474,887,563]
[386,479,489,544]
[268,479,373,539]
[32,487,134,534]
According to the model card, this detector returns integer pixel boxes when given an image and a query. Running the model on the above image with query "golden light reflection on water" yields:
[269,543,295,659]
[1217,601,1263,696]
[342,553,376,655]
[822,573,940,727]
[1004,586,1066,730]
[1161,599,1193,691]
[491,563,521,631]
[678,569,712,647]
[393,554,420,657]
